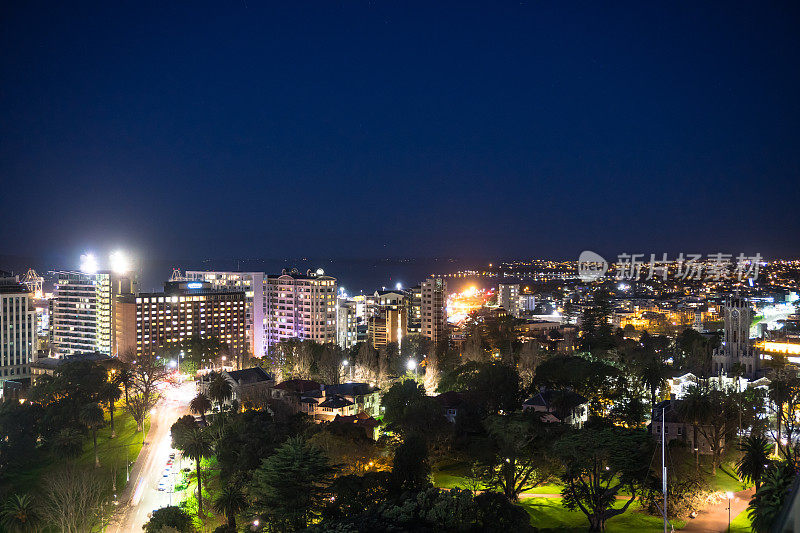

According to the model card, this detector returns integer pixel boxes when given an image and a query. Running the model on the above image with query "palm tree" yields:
[101,381,122,438]
[208,373,233,409]
[189,393,212,425]
[212,482,248,530]
[79,403,105,467]
[172,417,213,517]
[737,434,772,491]
[51,427,83,461]
[678,385,711,470]
[0,493,40,532]
[116,365,134,406]
[639,356,666,410]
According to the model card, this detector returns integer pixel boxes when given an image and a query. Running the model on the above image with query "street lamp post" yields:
[726,491,734,533]
[342,360,353,382]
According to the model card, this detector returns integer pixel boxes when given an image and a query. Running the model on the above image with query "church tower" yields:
[712,296,758,378]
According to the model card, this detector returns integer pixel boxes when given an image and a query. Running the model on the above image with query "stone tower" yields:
[712,296,758,378]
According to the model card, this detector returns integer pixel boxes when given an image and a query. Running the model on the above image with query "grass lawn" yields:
[729,509,752,533]
[520,497,686,532]
[433,462,565,494]
[0,406,149,497]
[706,460,748,493]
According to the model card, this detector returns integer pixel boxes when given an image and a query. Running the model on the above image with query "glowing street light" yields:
[109,250,131,274]
[80,253,98,274]
[406,358,418,379]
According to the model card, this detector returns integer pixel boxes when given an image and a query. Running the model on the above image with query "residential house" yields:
[523,389,588,428]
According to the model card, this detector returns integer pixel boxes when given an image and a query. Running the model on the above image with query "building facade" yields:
[498,282,521,317]
[185,271,266,356]
[51,271,135,356]
[129,280,248,358]
[265,269,337,351]
[421,276,447,345]
[0,276,37,387]
[712,296,759,378]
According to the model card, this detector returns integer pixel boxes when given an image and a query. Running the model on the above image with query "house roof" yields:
[319,394,355,409]
[524,389,588,410]
[274,379,321,393]
[333,413,380,428]
[226,367,274,385]
[323,382,379,397]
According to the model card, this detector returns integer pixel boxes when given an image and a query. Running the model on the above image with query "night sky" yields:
[2,1,799,268]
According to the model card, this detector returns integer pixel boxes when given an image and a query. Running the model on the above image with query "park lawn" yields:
[520,497,686,532]
[729,509,752,533]
[432,462,564,494]
[707,461,748,493]
[1,406,148,497]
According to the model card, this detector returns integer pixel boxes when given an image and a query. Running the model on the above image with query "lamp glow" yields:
[109,250,130,274]
[80,253,98,274]
[406,359,416,371]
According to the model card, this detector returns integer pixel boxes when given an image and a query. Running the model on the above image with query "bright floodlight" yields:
[109,250,130,274]
[726,491,734,500]
[396,282,402,290]
[342,359,349,366]
[80,253,98,274]
[169,360,177,368]
[406,359,416,371]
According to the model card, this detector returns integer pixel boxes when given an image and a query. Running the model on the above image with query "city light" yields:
[109,250,130,274]
[80,252,98,274]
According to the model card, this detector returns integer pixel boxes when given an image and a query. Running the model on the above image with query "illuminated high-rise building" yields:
[185,271,266,356]
[125,280,247,358]
[51,271,136,356]
[498,282,521,317]
[421,276,447,346]
[266,268,337,351]
[0,275,37,386]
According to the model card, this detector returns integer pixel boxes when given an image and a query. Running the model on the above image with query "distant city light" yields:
[186,282,203,289]
[109,250,130,274]
[80,253,98,274]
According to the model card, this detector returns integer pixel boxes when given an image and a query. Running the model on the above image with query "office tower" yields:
[0,275,37,386]
[519,293,536,313]
[51,271,136,356]
[498,282,521,317]
[265,268,337,351]
[185,271,266,356]
[124,280,247,358]
[712,296,758,378]
[421,276,447,345]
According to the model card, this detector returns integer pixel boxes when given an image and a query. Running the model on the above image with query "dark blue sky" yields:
[2,1,799,267]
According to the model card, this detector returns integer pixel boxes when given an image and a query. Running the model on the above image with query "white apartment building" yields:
[51,271,135,356]
[421,276,447,345]
[185,271,266,356]
[266,269,337,351]
[0,276,37,386]
[498,282,521,317]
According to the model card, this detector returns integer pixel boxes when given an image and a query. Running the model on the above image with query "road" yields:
[680,488,753,532]
[108,380,195,533]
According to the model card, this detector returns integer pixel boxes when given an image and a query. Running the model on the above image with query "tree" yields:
[381,379,446,439]
[678,385,738,474]
[555,427,653,532]
[100,381,122,438]
[768,370,800,464]
[249,436,335,531]
[478,412,559,501]
[390,432,432,493]
[144,506,193,533]
[80,403,105,468]
[51,427,84,460]
[171,416,213,517]
[41,465,113,533]
[212,482,248,530]
[737,434,772,491]
[638,355,666,410]
[0,400,40,476]
[438,361,522,416]
[122,351,169,432]
[208,372,233,408]
[748,460,796,533]
[0,494,40,533]
[189,393,212,425]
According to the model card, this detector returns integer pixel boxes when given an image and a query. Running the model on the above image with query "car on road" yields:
[157,481,167,491]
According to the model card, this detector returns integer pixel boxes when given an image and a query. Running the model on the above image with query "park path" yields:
[679,488,753,532]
